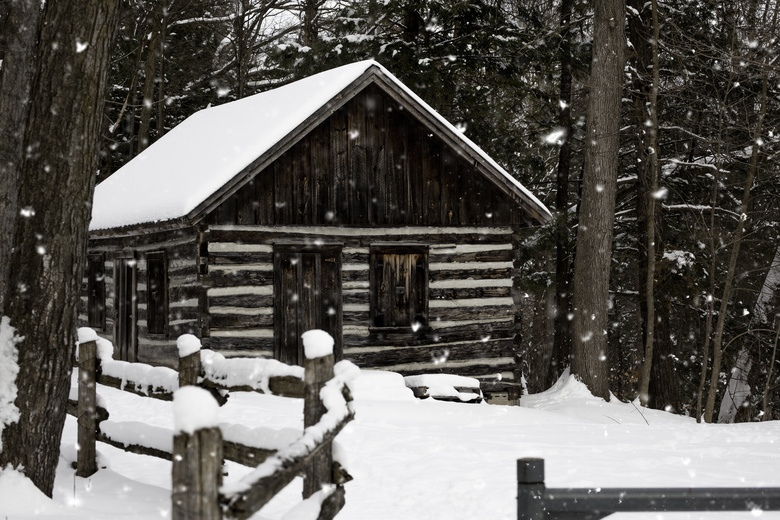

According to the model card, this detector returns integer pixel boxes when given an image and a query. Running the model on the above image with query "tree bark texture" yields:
[551,0,575,386]
[571,0,626,400]
[0,2,122,496]
[0,0,39,314]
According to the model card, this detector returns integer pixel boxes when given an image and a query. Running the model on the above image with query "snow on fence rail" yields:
[517,458,780,520]
[69,328,356,520]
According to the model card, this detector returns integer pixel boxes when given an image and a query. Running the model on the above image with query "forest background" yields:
[3,0,779,432]
[92,0,780,424]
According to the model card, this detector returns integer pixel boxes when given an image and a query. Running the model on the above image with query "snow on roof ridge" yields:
[90,60,548,231]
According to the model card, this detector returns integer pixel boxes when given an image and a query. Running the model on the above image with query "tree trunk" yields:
[302,0,319,47]
[0,1,122,496]
[550,0,574,386]
[138,10,161,153]
[631,0,661,408]
[570,0,626,400]
[647,296,680,411]
[0,0,39,314]
[703,38,771,422]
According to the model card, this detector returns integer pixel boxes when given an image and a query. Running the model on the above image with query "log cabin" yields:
[81,60,550,401]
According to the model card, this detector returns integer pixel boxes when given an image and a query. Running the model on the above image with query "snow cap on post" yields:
[302,329,334,359]
[173,386,219,434]
[77,327,99,344]
[176,334,201,358]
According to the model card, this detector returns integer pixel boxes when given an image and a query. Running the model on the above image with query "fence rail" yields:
[517,458,780,520]
[70,331,353,520]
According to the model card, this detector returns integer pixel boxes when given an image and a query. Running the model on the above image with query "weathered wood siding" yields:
[204,85,522,229]
[200,226,519,391]
[80,228,200,366]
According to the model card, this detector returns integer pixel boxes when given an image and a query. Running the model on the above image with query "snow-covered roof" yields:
[90,60,550,231]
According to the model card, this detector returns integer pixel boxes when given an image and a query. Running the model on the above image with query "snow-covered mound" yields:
[521,368,690,425]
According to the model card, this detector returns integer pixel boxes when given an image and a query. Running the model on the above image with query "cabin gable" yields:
[203,84,525,228]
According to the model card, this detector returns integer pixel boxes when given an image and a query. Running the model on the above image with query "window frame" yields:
[369,244,429,331]
[86,253,106,330]
[146,251,168,336]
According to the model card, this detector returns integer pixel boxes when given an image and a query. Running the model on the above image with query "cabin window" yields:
[146,251,167,335]
[370,245,428,329]
[87,253,106,329]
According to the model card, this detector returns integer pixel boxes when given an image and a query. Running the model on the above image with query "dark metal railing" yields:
[518,457,780,520]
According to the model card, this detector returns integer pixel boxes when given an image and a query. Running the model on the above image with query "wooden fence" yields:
[70,334,353,520]
[517,458,780,520]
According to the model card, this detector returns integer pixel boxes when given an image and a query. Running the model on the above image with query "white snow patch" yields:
[173,386,219,434]
[663,250,695,269]
[100,420,173,453]
[543,127,566,145]
[0,466,72,516]
[77,327,99,344]
[281,485,339,520]
[404,374,482,402]
[220,423,300,451]
[347,370,416,402]
[176,334,201,358]
[200,349,303,394]
[100,357,178,395]
[302,329,334,359]
[0,316,22,450]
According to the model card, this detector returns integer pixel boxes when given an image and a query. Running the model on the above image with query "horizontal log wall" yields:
[81,228,200,366]
[202,240,275,356]
[202,225,519,389]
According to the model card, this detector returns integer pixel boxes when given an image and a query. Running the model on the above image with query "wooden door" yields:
[274,247,342,365]
[114,257,137,362]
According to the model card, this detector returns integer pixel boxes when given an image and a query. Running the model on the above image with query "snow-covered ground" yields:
[1,368,780,520]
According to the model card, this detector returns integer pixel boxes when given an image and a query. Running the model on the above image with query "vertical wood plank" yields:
[77,339,98,478]
[255,168,275,225]
[297,138,313,225]
[274,251,302,365]
[274,154,294,225]
[303,353,335,498]
[311,124,331,225]
[401,109,420,226]
[236,179,255,224]
[349,91,368,224]
[441,148,460,225]
[320,251,343,360]
[171,427,223,520]
[331,107,349,224]
[366,86,386,225]
[301,253,319,341]
[459,160,477,225]
[386,100,408,225]
[422,128,441,226]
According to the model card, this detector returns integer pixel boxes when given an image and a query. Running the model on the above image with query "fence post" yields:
[171,387,223,520]
[517,458,546,520]
[177,334,202,388]
[302,331,336,499]
[77,338,98,478]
